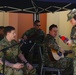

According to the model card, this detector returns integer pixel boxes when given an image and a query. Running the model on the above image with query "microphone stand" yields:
[29,42,36,52]
[28,41,43,75]
[0,43,20,75]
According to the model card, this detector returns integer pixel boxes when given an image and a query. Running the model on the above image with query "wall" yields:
[18,13,47,39]
[0,12,9,26]
[18,13,33,39]
[9,13,18,40]
[40,13,47,33]
[47,12,59,42]
[59,11,72,50]
[9,13,47,40]
[3,12,9,26]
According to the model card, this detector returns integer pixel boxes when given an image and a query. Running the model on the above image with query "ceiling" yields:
[0,0,76,14]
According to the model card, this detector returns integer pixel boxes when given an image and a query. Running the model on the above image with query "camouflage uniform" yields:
[43,34,73,75]
[21,28,45,64]
[0,34,4,41]
[70,25,76,75]
[0,37,36,75]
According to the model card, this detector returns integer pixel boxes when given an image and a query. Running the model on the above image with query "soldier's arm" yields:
[70,27,76,44]
[22,28,32,40]
[0,59,24,69]
[22,32,28,40]
[18,53,33,70]
[4,60,14,67]
[0,43,14,67]
[18,44,28,64]
[44,37,60,51]
[0,58,14,67]
[18,53,28,64]
[50,42,60,51]
[0,43,24,69]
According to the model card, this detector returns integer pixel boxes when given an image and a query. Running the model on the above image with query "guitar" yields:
[48,49,73,61]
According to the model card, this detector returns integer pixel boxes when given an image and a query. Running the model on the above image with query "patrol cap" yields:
[67,8,76,21]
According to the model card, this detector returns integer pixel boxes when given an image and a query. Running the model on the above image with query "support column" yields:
[33,13,40,21]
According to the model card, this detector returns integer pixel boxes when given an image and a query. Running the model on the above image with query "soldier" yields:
[67,8,76,75]
[0,26,5,41]
[21,20,45,64]
[0,26,37,75]
[43,24,73,75]
[22,20,45,44]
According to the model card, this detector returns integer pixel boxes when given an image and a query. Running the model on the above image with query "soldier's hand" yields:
[59,47,65,54]
[23,35,27,40]
[66,39,72,46]
[13,63,24,69]
[26,63,33,71]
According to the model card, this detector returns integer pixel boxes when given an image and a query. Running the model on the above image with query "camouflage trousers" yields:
[44,57,73,75]
[44,57,73,68]
[73,57,76,75]
[72,46,76,75]
[0,65,37,75]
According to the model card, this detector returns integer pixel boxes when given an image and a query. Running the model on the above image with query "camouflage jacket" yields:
[0,37,21,73]
[0,34,4,41]
[70,25,76,44]
[70,25,76,56]
[22,28,45,44]
[43,34,60,51]
[43,34,60,66]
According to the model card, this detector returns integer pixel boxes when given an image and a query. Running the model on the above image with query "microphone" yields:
[59,35,69,43]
